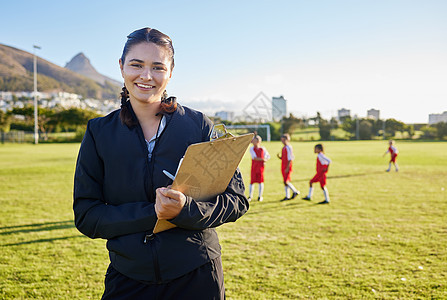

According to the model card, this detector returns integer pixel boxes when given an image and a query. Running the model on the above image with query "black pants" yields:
[101,256,225,300]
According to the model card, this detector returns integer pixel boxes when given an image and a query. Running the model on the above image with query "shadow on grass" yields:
[0,220,75,235]
[2,235,85,247]
[326,171,384,180]
[291,171,384,184]
[247,200,310,215]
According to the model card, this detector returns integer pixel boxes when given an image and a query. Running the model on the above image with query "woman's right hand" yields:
[155,187,186,220]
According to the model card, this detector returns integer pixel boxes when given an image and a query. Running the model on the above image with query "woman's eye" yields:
[131,64,142,68]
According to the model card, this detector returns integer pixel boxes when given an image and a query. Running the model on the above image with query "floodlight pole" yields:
[33,45,41,144]
[355,115,359,140]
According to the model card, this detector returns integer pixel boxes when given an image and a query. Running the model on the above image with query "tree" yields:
[420,125,436,139]
[385,118,405,137]
[319,118,331,140]
[281,114,304,135]
[435,122,447,140]
[52,108,101,130]
[359,120,373,140]
[0,110,12,133]
[341,117,356,139]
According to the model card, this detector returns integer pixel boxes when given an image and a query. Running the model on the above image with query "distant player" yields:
[303,144,331,204]
[277,134,299,200]
[248,135,270,201]
[383,139,399,172]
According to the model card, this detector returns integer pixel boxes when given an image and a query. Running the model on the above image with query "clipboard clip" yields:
[210,124,234,141]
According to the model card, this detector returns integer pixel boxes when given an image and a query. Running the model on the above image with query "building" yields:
[0,91,120,115]
[367,108,380,120]
[272,95,287,121]
[429,111,447,125]
[337,108,351,120]
[215,111,234,122]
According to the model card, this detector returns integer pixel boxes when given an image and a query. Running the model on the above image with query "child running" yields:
[303,144,331,204]
[383,139,399,172]
[277,134,299,200]
[248,135,270,202]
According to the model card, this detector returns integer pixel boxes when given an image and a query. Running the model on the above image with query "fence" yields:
[1,131,34,143]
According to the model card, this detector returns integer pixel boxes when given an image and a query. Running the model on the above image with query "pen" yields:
[163,170,176,181]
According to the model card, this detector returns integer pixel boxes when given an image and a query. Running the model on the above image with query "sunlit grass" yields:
[1,141,446,299]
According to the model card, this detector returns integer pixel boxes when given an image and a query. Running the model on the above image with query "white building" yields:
[337,108,351,120]
[215,111,234,122]
[429,111,447,125]
[272,95,287,121]
[0,91,119,115]
[367,108,380,120]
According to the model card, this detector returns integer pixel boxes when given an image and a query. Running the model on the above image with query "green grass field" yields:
[1,141,446,299]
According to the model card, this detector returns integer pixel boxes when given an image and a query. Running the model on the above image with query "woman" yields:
[73,27,249,299]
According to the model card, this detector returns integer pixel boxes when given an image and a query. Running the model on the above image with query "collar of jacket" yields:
[125,100,178,130]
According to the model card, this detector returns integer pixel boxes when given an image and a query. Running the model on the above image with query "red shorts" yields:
[282,169,292,183]
[251,162,264,184]
[390,154,398,163]
[251,172,264,184]
[310,172,327,188]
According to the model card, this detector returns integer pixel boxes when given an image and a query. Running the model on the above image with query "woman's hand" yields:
[155,187,186,220]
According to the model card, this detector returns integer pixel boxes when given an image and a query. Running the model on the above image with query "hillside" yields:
[0,44,121,99]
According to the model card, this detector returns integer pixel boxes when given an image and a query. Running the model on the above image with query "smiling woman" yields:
[72,27,249,300]
[118,28,177,134]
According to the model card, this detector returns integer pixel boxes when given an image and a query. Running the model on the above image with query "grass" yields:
[1,141,446,299]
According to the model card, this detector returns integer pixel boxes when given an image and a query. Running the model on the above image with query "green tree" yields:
[359,120,373,140]
[319,118,331,140]
[0,110,12,133]
[385,118,405,137]
[266,122,281,141]
[420,125,436,139]
[52,107,101,130]
[281,114,303,135]
[341,117,356,139]
[435,122,447,140]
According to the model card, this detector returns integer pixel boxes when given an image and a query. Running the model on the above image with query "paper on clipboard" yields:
[153,132,254,234]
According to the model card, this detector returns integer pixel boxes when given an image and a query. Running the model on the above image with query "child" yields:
[383,140,399,172]
[248,135,270,201]
[303,144,331,204]
[277,134,299,200]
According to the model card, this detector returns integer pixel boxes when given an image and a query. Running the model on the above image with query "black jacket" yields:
[73,103,249,283]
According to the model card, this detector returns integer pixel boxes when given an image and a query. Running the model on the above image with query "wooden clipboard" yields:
[153,133,254,233]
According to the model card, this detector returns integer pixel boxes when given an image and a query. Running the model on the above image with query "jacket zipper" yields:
[131,108,174,284]
[144,233,162,283]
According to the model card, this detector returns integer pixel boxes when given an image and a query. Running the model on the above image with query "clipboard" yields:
[153,132,254,233]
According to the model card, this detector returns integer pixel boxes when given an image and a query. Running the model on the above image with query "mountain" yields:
[0,43,121,99]
[65,52,122,88]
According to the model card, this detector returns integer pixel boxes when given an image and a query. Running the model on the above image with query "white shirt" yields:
[249,146,271,160]
[145,116,166,162]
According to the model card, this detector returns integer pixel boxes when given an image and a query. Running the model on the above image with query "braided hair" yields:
[119,28,177,127]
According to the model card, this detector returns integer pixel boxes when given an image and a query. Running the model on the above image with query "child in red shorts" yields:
[278,134,299,200]
[383,139,399,172]
[303,144,331,204]
[248,135,270,201]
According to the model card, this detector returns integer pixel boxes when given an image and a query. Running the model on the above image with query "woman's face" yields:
[120,42,172,105]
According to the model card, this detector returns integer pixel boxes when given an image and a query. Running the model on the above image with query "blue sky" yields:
[1,0,446,123]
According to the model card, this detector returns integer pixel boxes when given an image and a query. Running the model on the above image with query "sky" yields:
[1,0,446,123]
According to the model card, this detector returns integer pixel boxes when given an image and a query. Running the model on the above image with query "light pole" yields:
[33,45,41,144]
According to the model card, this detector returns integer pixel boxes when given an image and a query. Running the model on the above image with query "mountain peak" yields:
[65,52,96,75]
[65,52,121,87]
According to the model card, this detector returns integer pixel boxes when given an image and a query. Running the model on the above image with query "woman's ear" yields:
[119,58,124,76]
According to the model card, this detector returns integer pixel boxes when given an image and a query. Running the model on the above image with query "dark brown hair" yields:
[120,27,177,127]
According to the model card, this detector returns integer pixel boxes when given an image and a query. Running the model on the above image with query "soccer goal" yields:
[226,124,271,142]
